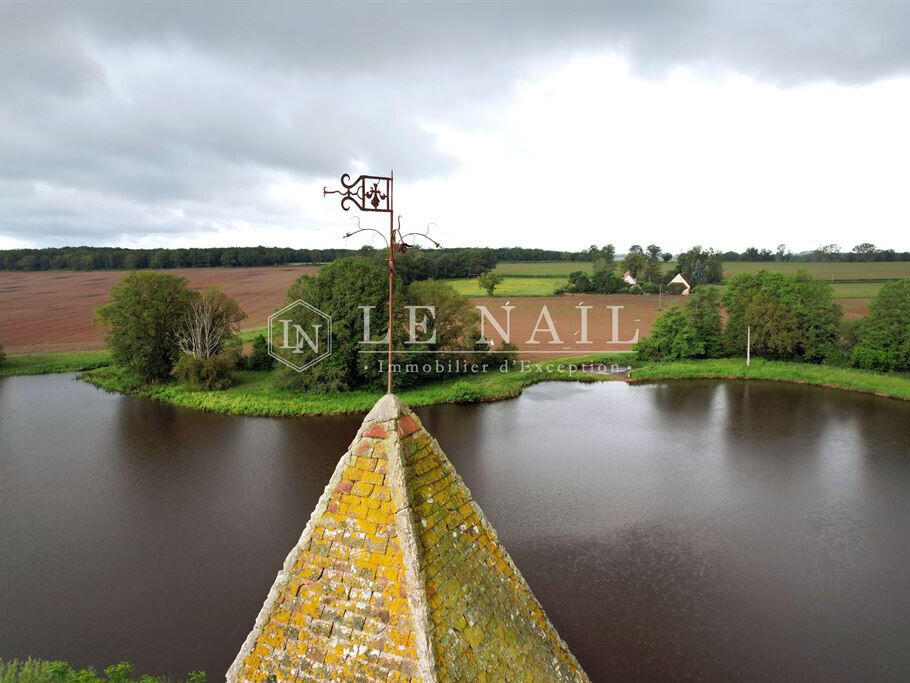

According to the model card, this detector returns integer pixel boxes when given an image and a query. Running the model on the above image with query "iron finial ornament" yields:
[325,170,440,394]
[323,173,393,213]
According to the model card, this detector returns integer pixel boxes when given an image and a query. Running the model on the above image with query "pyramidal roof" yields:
[228,394,589,682]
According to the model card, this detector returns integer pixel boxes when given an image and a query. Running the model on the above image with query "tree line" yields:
[562,244,723,295]
[0,245,594,272]
[721,243,910,262]
[636,270,910,373]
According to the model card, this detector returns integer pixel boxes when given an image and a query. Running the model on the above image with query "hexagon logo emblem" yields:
[267,300,332,372]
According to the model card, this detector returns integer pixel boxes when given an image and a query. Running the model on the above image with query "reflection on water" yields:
[1,375,910,680]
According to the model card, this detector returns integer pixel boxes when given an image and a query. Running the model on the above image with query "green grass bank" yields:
[0,350,111,377]
[79,355,630,416]
[630,357,910,401]
[79,355,910,416]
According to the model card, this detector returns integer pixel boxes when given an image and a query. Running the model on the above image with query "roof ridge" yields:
[385,426,439,682]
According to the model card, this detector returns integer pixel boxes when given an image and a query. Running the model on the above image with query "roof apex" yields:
[363,392,411,423]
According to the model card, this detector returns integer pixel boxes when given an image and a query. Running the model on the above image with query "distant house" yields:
[622,271,637,286]
[669,272,691,295]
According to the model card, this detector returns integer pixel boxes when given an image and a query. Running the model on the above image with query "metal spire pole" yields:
[325,169,439,396]
[387,171,394,394]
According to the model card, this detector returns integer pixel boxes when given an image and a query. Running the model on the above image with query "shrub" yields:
[480,341,518,371]
[172,352,236,390]
[591,267,623,293]
[0,342,5,366]
[247,334,275,371]
[851,279,910,372]
[634,306,704,361]
[666,282,686,295]
[565,270,592,293]
[639,282,659,294]
[95,272,195,383]
[448,379,482,403]
[0,658,206,682]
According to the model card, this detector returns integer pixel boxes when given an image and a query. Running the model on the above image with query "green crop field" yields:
[494,261,678,277]
[720,261,910,280]
[493,261,593,276]
[448,276,565,297]
[491,260,910,290]
[708,282,882,299]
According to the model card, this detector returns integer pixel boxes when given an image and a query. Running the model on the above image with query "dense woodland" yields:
[0,245,588,272]
[1,242,909,272]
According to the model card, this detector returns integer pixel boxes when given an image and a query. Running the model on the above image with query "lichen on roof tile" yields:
[228,394,589,683]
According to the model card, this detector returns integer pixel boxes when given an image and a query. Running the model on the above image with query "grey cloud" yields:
[2,1,910,246]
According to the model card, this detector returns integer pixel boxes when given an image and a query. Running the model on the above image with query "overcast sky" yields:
[2,0,910,253]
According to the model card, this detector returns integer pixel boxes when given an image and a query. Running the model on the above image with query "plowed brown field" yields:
[0,267,317,353]
[0,269,869,356]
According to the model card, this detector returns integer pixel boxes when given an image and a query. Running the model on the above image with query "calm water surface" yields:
[1,375,910,681]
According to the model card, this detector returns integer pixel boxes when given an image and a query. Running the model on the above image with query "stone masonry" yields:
[228,394,589,682]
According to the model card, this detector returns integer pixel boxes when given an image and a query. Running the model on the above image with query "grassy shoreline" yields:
[0,350,111,377]
[0,327,269,378]
[630,357,910,401]
[79,355,629,416]
[7,349,910,412]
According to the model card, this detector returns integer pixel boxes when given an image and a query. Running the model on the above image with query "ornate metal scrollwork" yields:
[323,173,392,212]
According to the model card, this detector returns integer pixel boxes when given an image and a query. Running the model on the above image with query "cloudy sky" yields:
[2,0,910,253]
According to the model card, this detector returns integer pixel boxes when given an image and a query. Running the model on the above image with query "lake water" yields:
[1,374,910,680]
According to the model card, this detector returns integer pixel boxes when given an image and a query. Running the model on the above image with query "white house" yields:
[669,272,691,295]
[622,271,637,286]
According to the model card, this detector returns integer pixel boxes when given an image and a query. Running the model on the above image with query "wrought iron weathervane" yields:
[324,171,440,394]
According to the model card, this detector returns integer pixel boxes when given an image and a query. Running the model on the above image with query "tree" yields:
[175,287,245,360]
[675,246,723,285]
[852,243,878,261]
[661,252,673,262]
[621,245,647,279]
[642,244,663,283]
[815,243,841,261]
[95,272,195,382]
[0,342,5,366]
[722,271,842,363]
[851,279,910,371]
[776,244,791,261]
[593,244,616,272]
[171,287,246,390]
[478,271,504,296]
[400,279,484,387]
[634,306,704,361]
[277,257,402,392]
[686,286,724,358]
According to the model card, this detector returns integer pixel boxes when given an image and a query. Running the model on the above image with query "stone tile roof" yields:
[228,394,589,682]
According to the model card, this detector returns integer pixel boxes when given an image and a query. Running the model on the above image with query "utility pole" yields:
[747,325,751,367]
